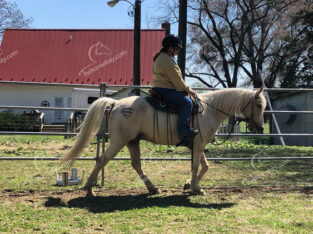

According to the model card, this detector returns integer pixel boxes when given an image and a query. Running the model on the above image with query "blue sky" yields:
[8,0,172,30]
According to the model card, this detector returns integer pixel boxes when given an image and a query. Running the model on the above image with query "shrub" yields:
[0,111,29,131]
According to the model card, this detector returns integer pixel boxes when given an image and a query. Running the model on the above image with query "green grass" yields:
[0,135,313,233]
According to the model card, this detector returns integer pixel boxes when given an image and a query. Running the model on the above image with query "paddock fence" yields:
[0,84,313,162]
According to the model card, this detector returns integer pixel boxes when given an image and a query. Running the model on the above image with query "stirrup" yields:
[176,138,193,148]
[179,129,199,140]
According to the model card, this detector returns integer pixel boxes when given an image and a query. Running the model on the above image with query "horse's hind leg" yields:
[127,140,161,194]
[84,141,125,197]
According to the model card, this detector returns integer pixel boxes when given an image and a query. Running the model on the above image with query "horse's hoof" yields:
[149,188,161,195]
[183,182,191,190]
[191,189,206,196]
[198,189,206,196]
[183,179,191,190]
[85,188,96,198]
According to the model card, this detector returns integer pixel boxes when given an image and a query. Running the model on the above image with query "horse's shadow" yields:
[45,194,235,213]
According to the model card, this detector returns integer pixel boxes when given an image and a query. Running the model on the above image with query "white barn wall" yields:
[0,84,73,123]
[0,84,148,124]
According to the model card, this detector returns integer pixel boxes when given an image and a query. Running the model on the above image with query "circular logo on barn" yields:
[41,100,50,107]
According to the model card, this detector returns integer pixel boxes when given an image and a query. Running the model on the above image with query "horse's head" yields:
[241,86,267,133]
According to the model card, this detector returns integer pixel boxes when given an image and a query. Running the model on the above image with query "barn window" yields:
[88,97,98,104]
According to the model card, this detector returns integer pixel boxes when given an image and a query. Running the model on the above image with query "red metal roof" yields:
[0,28,165,85]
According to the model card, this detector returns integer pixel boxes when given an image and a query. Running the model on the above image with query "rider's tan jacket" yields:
[150,52,190,92]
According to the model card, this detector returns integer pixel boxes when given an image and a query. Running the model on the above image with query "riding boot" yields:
[177,128,199,147]
[179,128,199,140]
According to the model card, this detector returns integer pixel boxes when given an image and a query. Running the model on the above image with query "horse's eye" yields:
[257,104,262,108]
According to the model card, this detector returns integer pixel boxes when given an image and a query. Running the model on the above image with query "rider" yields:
[150,34,199,142]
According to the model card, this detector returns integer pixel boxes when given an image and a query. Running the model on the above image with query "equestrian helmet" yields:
[162,34,183,49]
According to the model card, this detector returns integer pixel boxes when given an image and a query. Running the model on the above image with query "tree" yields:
[0,0,33,41]
[188,0,311,88]
[279,9,313,88]
[157,0,309,88]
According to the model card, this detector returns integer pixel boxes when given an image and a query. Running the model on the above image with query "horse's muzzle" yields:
[255,125,264,134]
[248,122,264,134]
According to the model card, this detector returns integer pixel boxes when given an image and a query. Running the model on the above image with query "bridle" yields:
[240,95,264,133]
[197,94,261,144]
[198,94,257,125]
[239,94,257,125]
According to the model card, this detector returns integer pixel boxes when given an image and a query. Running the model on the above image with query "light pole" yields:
[178,0,187,80]
[107,0,141,96]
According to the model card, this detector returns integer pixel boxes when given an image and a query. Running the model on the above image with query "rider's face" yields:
[169,46,180,56]
[174,46,180,56]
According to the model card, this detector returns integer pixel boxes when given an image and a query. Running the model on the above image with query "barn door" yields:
[54,97,72,123]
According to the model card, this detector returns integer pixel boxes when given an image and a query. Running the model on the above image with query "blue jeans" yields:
[152,87,192,136]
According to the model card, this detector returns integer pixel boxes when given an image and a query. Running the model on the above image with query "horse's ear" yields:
[255,86,264,97]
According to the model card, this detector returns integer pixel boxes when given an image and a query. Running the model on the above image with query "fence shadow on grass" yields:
[45,194,235,213]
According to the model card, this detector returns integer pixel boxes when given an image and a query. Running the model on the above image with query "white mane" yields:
[199,88,265,121]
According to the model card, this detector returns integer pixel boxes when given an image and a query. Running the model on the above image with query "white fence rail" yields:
[1,105,313,114]
[0,84,312,161]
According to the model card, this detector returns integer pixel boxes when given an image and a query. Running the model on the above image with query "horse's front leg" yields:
[184,152,208,192]
[196,152,209,181]
[190,150,206,195]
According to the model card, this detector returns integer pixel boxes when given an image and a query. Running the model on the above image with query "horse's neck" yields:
[201,89,253,123]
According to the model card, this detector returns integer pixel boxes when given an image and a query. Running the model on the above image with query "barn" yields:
[0,28,165,123]
[273,92,313,146]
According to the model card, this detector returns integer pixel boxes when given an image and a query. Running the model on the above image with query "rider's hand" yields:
[188,88,197,97]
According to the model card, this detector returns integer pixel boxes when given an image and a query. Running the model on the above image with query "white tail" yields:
[61,97,115,166]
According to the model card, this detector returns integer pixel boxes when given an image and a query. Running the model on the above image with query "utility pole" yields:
[107,0,142,95]
[133,0,141,95]
[178,0,187,80]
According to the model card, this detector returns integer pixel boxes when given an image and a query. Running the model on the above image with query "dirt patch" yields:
[1,189,77,205]
[0,142,71,152]
[1,185,312,205]
[0,188,150,206]
[1,186,312,214]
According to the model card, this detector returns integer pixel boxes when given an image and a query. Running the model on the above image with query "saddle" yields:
[145,89,202,148]
[145,89,200,115]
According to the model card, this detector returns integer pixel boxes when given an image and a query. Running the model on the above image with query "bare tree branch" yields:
[156,0,310,88]
[0,1,33,42]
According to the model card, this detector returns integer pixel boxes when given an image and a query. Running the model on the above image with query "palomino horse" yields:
[61,87,266,196]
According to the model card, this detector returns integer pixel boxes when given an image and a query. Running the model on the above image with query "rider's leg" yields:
[176,96,194,137]
[152,87,195,138]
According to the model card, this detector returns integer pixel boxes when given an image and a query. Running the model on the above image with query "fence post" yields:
[98,82,106,186]
[100,82,106,97]
[259,75,285,146]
